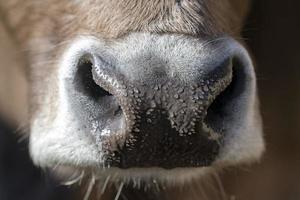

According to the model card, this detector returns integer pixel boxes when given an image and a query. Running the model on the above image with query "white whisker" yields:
[212,171,227,200]
[114,182,124,200]
[101,175,111,194]
[62,171,85,186]
[83,175,96,200]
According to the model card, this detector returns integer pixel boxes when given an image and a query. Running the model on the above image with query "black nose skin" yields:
[91,55,233,169]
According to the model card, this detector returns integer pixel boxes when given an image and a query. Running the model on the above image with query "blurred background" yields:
[0,0,299,199]
[223,0,300,200]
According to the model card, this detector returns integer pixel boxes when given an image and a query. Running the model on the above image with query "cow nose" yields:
[71,36,254,169]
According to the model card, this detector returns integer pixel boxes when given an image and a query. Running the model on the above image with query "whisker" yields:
[212,171,228,200]
[16,121,30,136]
[153,179,160,192]
[52,161,63,171]
[196,180,210,200]
[83,175,96,200]
[62,171,85,186]
[17,134,29,143]
[101,175,111,194]
[114,182,124,200]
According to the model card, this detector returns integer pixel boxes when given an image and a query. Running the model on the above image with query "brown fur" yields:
[0,0,249,42]
[0,1,252,199]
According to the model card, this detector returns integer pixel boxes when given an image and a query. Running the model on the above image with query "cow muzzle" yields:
[61,34,260,169]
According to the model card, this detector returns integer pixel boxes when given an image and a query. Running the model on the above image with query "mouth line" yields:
[61,165,212,187]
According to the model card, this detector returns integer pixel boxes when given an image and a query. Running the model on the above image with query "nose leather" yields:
[92,64,232,168]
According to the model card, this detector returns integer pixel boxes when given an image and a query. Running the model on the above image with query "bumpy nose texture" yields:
[57,33,260,170]
[92,56,233,168]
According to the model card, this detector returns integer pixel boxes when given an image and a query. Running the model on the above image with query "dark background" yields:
[0,121,74,200]
[0,0,299,199]
[224,0,300,200]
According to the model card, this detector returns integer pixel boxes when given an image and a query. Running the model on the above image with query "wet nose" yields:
[72,36,254,169]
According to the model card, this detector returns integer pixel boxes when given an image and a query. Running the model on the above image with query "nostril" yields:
[74,56,113,100]
[73,54,125,150]
[204,58,247,134]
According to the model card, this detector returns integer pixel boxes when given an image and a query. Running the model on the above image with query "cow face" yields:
[12,0,265,183]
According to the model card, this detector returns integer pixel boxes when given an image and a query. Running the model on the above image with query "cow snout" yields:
[62,34,257,169]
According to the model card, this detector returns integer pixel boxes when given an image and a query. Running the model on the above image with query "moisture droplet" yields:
[150,100,157,108]
[178,88,184,93]
[169,112,174,118]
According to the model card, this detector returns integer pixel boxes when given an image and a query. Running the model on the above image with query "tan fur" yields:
[0,19,27,124]
[0,0,249,42]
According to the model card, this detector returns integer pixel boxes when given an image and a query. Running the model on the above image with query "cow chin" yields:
[29,33,264,184]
